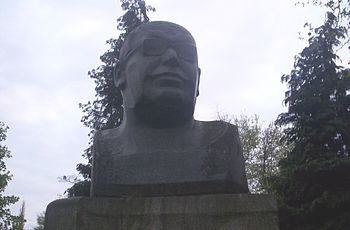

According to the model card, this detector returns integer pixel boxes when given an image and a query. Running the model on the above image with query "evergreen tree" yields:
[272,6,350,229]
[0,122,20,229]
[33,212,45,230]
[65,0,155,197]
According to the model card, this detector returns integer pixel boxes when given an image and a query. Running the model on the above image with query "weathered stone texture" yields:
[45,194,279,230]
[91,120,248,197]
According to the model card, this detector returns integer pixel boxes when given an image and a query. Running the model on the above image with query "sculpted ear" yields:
[196,67,201,97]
[114,62,126,90]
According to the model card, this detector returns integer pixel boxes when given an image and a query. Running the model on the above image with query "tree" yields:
[218,114,291,193]
[271,3,350,229]
[33,212,45,230]
[0,122,20,229]
[12,201,25,230]
[297,0,350,56]
[64,0,155,197]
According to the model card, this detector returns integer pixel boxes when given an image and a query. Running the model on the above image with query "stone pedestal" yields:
[45,194,279,230]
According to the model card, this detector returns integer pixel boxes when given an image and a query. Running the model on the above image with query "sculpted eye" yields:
[175,44,197,62]
[142,38,167,56]
[142,39,197,63]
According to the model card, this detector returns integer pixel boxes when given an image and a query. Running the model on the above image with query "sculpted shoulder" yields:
[195,120,239,146]
[95,120,239,145]
[95,126,123,142]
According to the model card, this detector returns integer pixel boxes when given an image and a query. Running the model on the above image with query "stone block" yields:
[45,194,279,230]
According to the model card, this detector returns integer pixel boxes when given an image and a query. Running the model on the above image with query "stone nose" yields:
[162,47,180,67]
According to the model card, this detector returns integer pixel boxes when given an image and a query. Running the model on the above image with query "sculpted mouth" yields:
[152,73,184,88]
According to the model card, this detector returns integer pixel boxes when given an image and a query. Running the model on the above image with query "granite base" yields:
[45,194,279,230]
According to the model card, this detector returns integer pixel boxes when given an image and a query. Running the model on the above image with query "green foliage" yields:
[218,114,291,193]
[272,4,350,229]
[297,0,350,54]
[64,177,90,197]
[0,122,20,229]
[12,201,25,230]
[33,212,45,230]
[64,0,155,197]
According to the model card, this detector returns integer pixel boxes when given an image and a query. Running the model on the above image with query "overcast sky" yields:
[0,0,329,228]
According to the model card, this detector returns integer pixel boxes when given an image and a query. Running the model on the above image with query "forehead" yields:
[143,23,193,40]
[120,22,196,58]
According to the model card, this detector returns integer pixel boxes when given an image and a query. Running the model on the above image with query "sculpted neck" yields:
[121,107,195,131]
[117,108,196,155]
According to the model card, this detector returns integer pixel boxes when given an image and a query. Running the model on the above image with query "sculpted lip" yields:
[150,72,185,88]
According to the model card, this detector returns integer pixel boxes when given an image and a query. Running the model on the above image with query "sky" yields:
[0,0,329,228]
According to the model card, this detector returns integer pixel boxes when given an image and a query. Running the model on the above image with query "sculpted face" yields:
[116,21,200,127]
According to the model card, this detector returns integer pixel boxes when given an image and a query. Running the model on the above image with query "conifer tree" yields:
[272,4,350,229]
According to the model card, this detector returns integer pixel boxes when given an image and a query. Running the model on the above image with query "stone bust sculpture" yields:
[91,21,249,197]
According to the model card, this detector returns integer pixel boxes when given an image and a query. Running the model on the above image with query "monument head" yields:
[114,21,201,127]
[90,21,248,197]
